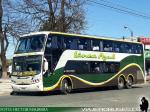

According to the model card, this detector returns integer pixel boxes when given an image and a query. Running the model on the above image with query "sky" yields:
[6,0,150,59]
[85,0,150,38]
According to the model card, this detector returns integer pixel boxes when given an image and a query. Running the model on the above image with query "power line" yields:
[87,0,150,19]
[99,0,150,17]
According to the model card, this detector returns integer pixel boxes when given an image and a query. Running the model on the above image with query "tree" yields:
[41,0,86,33]
[0,0,8,78]
[0,0,86,78]
[9,0,86,33]
[0,0,33,78]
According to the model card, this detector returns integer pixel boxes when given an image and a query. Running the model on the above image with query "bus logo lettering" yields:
[74,51,115,61]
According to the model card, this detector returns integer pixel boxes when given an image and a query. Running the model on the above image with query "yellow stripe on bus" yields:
[49,32,142,44]
[43,63,144,91]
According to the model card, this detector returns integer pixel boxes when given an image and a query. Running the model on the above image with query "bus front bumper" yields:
[11,83,43,92]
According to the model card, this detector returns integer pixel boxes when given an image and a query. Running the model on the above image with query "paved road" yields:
[0,83,150,110]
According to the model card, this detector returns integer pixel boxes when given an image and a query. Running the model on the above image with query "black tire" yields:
[10,91,19,95]
[10,91,14,95]
[126,76,133,89]
[117,77,125,89]
[61,79,72,94]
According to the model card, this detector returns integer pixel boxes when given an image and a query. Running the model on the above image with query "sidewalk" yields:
[0,78,12,96]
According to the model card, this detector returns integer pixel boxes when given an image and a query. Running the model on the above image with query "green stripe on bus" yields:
[43,55,144,88]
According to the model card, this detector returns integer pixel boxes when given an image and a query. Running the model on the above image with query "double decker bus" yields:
[11,31,145,94]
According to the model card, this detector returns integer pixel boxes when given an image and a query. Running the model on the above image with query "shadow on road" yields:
[71,85,142,94]
[10,91,60,96]
[10,85,142,96]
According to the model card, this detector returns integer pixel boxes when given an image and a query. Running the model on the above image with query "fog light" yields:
[32,79,40,83]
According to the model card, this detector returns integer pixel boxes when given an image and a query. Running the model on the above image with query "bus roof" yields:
[21,31,142,44]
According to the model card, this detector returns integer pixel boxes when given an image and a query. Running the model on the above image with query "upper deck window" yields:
[136,44,143,54]
[92,39,100,51]
[103,40,113,52]
[78,38,90,50]
[15,34,46,53]
[47,35,64,49]
[64,37,78,49]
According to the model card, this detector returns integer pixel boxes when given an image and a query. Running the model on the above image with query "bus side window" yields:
[102,63,109,73]
[128,44,132,53]
[114,43,120,52]
[46,37,52,48]
[103,40,113,52]
[103,62,120,73]
[46,35,62,49]
[64,37,77,50]
[136,45,143,54]
[70,38,78,50]
[90,62,105,73]
[130,44,134,53]
[64,38,72,49]
[125,44,132,53]
[78,38,88,50]
[87,39,91,51]
[120,43,125,53]
[57,36,63,49]
[64,61,90,74]
[92,40,100,51]
[108,63,120,73]
[91,62,98,73]
[51,36,58,49]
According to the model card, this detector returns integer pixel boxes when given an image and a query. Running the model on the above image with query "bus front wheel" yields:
[61,79,72,94]
[10,91,19,95]
[117,77,125,89]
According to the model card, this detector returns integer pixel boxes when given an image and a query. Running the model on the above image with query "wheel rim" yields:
[64,82,69,91]
[62,80,72,93]
[118,77,124,89]
[127,77,133,87]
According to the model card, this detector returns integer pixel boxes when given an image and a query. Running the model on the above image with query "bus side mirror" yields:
[44,61,48,71]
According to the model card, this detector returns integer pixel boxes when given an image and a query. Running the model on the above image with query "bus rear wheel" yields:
[117,77,125,89]
[61,79,72,94]
[126,76,133,89]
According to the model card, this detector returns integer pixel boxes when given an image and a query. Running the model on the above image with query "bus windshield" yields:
[12,55,42,75]
[15,34,46,53]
